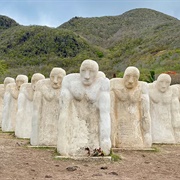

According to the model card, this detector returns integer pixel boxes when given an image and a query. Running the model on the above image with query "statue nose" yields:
[128,76,134,83]
[53,77,58,83]
[84,71,90,79]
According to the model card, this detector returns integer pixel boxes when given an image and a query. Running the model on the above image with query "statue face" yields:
[31,73,45,91]
[80,60,98,86]
[50,68,65,89]
[123,67,139,89]
[16,75,28,90]
[156,74,171,93]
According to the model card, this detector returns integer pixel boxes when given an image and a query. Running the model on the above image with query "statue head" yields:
[156,73,171,93]
[16,75,28,90]
[31,73,45,91]
[50,68,66,89]
[4,77,15,89]
[97,71,106,78]
[80,59,99,86]
[123,66,140,89]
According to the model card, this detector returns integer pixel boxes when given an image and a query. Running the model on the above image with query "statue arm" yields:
[41,85,54,101]
[171,87,180,129]
[2,91,11,130]
[9,86,19,99]
[110,90,117,148]
[57,81,72,155]
[141,82,152,147]
[30,90,42,145]
[99,79,111,155]
[24,88,34,101]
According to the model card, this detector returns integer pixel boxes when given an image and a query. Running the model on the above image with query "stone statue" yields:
[2,75,28,132]
[57,59,111,157]
[0,77,15,127]
[15,73,45,138]
[0,84,5,127]
[149,73,180,143]
[110,66,152,149]
[30,68,66,146]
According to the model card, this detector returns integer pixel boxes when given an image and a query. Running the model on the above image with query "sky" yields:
[0,0,180,28]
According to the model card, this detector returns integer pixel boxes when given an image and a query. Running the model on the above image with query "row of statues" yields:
[0,59,180,157]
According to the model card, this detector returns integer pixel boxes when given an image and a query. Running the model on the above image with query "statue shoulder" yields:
[62,73,81,89]
[35,79,50,91]
[110,78,123,91]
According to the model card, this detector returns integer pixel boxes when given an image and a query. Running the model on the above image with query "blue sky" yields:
[0,0,180,27]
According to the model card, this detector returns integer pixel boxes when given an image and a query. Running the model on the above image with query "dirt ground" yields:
[0,130,180,180]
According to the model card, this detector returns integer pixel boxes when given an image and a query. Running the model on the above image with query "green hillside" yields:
[59,8,180,80]
[0,25,102,82]
[0,8,180,82]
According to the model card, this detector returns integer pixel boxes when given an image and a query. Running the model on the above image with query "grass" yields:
[111,153,121,162]
[110,149,121,162]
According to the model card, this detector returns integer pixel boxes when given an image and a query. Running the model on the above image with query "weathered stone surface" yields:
[110,66,152,149]
[149,74,180,143]
[57,59,111,157]
[2,75,28,132]
[15,73,45,138]
[30,68,66,146]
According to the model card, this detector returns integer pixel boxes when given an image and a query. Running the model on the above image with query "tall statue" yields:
[15,73,45,138]
[0,84,5,127]
[57,59,111,156]
[0,77,16,127]
[2,75,28,132]
[110,66,152,149]
[0,84,4,127]
[30,68,66,146]
[149,73,180,143]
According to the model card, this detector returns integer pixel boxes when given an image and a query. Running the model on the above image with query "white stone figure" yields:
[30,68,66,146]
[1,78,16,128]
[149,74,180,143]
[110,66,152,149]
[171,84,180,143]
[2,75,28,132]
[0,84,5,127]
[57,59,111,157]
[15,73,45,138]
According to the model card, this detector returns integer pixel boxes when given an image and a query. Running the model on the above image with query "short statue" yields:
[0,78,15,127]
[110,66,152,149]
[15,73,45,138]
[30,68,66,146]
[149,73,180,143]
[2,75,28,132]
[57,59,111,156]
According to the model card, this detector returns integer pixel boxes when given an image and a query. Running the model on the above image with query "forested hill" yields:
[0,8,180,82]
[58,8,180,48]
[0,15,19,31]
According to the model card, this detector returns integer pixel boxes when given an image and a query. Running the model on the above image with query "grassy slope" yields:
[0,8,180,82]
[59,8,180,80]
[0,25,102,82]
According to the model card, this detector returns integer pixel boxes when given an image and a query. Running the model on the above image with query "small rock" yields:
[55,164,59,167]
[109,172,118,176]
[66,166,78,171]
[92,173,103,176]
[45,175,52,178]
[100,166,108,170]
[144,161,150,164]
